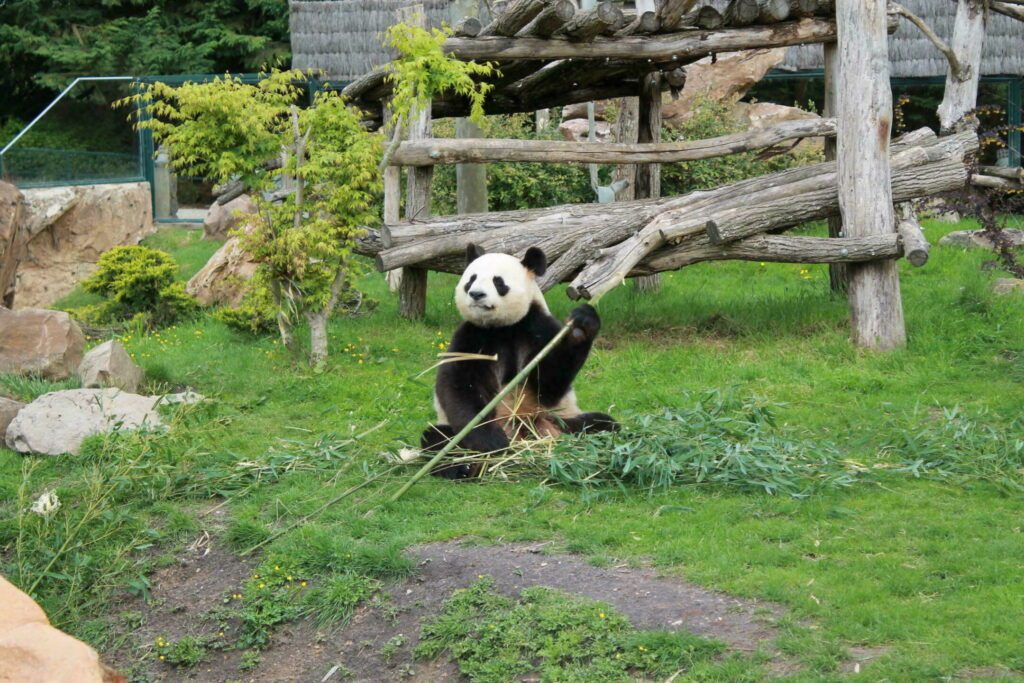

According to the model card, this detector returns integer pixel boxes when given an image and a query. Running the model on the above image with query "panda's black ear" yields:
[521,247,547,277]
[466,243,485,266]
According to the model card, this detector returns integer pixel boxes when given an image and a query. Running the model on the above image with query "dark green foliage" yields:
[80,245,197,328]
[661,99,822,196]
[416,577,728,682]
[432,114,592,213]
[0,0,289,122]
[214,280,279,337]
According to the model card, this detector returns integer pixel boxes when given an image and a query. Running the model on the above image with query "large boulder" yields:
[5,388,163,456]
[0,308,85,380]
[186,234,259,306]
[662,48,788,127]
[939,229,1024,251]
[731,101,825,154]
[0,397,24,442]
[77,340,144,392]
[7,183,154,309]
[202,194,257,241]
[993,278,1024,296]
[0,574,124,683]
[558,118,613,143]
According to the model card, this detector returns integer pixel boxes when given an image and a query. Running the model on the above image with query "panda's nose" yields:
[469,290,486,301]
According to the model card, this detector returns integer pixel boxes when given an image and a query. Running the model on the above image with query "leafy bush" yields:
[431,114,592,214]
[213,277,278,337]
[79,245,196,328]
[661,98,823,196]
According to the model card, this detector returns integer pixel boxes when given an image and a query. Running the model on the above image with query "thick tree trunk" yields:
[937,0,987,133]
[837,0,904,349]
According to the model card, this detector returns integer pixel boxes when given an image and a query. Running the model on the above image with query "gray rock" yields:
[203,194,256,241]
[0,308,85,380]
[78,340,144,392]
[5,388,163,455]
[158,391,205,405]
[993,278,1024,296]
[0,397,25,442]
[939,229,1024,251]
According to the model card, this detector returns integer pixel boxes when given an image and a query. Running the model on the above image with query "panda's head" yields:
[455,244,548,327]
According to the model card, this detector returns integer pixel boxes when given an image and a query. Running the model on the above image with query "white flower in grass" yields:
[30,490,61,518]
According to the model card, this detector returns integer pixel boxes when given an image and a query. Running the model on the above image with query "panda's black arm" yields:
[523,304,600,407]
[434,327,511,453]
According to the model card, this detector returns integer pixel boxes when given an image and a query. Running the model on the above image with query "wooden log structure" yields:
[389,118,837,165]
[479,0,548,36]
[937,0,987,133]
[656,0,700,30]
[555,2,623,41]
[518,0,575,36]
[678,5,725,29]
[991,1,1024,22]
[368,130,977,287]
[757,0,791,24]
[724,0,761,26]
[971,174,1024,191]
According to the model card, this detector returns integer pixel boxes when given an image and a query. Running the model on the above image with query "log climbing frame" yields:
[345,0,1020,349]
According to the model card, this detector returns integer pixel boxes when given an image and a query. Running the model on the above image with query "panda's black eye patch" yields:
[493,276,510,296]
[463,274,477,293]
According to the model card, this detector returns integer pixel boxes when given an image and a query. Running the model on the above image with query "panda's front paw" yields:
[568,304,600,344]
[461,425,511,454]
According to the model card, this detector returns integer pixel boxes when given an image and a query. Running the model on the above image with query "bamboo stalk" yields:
[388,321,576,503]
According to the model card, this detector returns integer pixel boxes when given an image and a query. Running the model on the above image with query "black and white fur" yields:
[422,244,618,478]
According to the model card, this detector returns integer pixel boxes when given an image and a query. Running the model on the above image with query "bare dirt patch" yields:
[106,539,790,682]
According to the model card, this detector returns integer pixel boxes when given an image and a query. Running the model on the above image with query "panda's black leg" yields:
[558,412,620,434]
[420,424,484,480]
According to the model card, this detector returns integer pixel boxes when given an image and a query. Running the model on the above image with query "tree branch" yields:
[890,2,971,82]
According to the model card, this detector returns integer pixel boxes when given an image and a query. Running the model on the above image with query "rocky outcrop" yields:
[2,183,154,309]
[939,229,1024,251]
[77,340,144,392]
[558,118,613,143]
[202,194,257,241]
[186,234,259,306]
[0,308,85,380]
[662,48,788,127]
[0,574,125,683]
[0,397,24,442]
[731,101,824,154]
[5,388,163,456]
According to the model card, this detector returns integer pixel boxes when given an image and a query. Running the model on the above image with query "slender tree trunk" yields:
[634,73,662,293]
[823,42,848,292]
[938,0,987,133]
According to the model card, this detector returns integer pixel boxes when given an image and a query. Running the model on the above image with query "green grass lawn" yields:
[2,220,1023,681]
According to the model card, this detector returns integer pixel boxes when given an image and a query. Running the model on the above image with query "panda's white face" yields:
[455,253,544,327]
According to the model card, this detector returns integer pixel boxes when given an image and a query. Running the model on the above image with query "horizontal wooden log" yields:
[389,117,836,166]
[615,11,660,36]
[657,0,700,29]
[480,0,547,36]
[758,0,791,23]
[725,0,760,25]
[444,17,843,61]
[895,203,929,267]
[556,2,623,41]
[971,174,1024,190]
[517,0,576,36]
[978,165,1024,181]
[632,233,900,273]
[564,129,976,299]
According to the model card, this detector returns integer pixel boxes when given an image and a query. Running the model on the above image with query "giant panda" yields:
[421,243,618,478]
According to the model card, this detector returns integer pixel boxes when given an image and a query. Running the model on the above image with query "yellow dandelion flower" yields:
[300,581,308,587]
[599,613,605,619]
[159,655,165,660]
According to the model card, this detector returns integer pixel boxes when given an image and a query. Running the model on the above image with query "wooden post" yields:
[634,72,662,293]
[937,0,987,133]
[399,6,432,320]
[452,0,488,216]
[836,0,905,349]
[823,42,847,292]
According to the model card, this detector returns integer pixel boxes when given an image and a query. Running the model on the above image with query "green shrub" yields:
[661,98,823,196]
[214,278,278,337]
[432,114,592,213]
[80,245,196,328]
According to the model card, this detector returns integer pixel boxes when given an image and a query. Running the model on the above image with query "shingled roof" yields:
[291,0,1024,84]
[780,0,1024,77]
